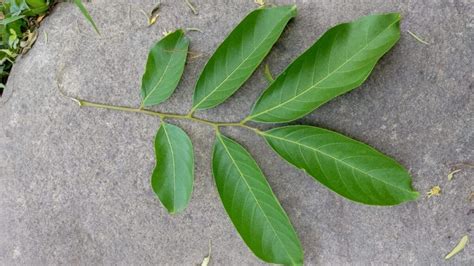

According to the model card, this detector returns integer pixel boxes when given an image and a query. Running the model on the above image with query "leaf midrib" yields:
[217,134,296,264]
[249,18,399,120]
[162,123,177,212]
[142,38,182,106]
[193,11,292,110]
[263,131,412,194]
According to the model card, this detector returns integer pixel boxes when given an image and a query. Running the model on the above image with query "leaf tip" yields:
[289,4,297,14]
[410,191,420,200]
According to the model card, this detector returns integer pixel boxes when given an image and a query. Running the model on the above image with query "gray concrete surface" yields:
[1,0,473,265]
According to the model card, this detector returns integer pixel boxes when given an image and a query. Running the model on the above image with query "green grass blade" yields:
[73,0,100,35]
[0,15,26,25]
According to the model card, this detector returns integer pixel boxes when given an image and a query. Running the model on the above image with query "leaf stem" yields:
[74,98,258,132]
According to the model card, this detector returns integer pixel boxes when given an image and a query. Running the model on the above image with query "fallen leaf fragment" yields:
[36,14,46,24]
[148,2,161,26]
[20,30,38,54]
[255,0,270,7]
[139,2,161,27]
[148,14,159,26]
[427,185,441,198]
[448,169,461,181]
[445,235,469,259]
[43,31,48,45]
[201,240,211,266]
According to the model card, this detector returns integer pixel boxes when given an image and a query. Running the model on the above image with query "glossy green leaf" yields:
[248,13,401,123]
[140,30,189,107]
[151,122,194,214]
[73,0,100,34]
[263,126,419,205]
[191,5,297,111]
[25,0,47,6]
[212,133,303,264]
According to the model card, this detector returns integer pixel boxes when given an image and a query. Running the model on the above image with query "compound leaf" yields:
[248,13,401,123]
[151,122,194,214]
[141,30,189,107]
[263,126,419,205]
[212,133,303,264]
[192,5,296,111]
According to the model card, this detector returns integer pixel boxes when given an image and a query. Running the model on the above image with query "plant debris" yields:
[255,0,267,7]
[445,235,469,259]
[427,185,441,197]
[20,29,38,54]
[447,169,461,181]
[407,30,430,45]
[188,51,203,60]
[186,27,203,33]
[43,31,48,44]
[201,240,211,266]
[140,2,161,27]
[184,0,198,15]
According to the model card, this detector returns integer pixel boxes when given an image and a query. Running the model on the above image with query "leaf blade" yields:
[151,122,194,213]
[141,30,189,107]
[212,133,303,264]
[0,15,25,25]
[263,125,419,205]
[73,0,100,35]
[248,13,401,123]
[192,5,297,111]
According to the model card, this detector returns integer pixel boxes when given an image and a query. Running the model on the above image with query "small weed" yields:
[0,0,98,95]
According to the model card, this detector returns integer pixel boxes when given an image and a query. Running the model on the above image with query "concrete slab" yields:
[1,0,472,264]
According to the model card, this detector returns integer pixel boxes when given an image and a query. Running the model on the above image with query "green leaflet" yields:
[73,0,100,34]
[140,30,189,107]
[151,122,194,214]
[247,13,401,123]
[263,126,419,205]
[212,133,303,265]
[191,5,296,111]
